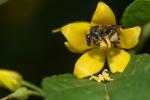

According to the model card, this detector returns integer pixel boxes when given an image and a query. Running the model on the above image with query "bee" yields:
[86,25,120,48]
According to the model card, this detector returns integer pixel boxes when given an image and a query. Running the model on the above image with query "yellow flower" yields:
[0,69,22,91]
[53,2,141,79]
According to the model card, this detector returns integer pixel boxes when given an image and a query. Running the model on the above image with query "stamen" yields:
[89,69,113,100]
[89,69,113,82]
[89,75,104,82]
[102,69,114,81]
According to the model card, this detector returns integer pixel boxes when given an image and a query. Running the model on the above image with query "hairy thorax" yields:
[86,25,120,48]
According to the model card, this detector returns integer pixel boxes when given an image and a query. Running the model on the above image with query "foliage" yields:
[42,0,150,100]
[121,0,150,53]
[121,0,150,27]
[42,54,150,100]
[0,0,9,5]
[1,0,150,99]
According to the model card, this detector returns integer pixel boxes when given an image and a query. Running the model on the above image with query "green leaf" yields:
[121,0,150,27]
[136,23,150,52]
[0,0,9,5]
[42,54,150,100]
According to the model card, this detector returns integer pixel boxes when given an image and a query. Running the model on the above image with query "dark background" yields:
[0,0,134,99]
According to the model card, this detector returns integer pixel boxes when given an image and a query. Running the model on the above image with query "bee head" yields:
[90,25,103,36]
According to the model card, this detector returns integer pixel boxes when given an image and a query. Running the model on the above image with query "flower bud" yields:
[0,69,22,91]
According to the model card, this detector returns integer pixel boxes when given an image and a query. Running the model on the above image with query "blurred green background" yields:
[0,0,136,99]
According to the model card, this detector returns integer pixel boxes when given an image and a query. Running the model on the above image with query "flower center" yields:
[86,25,120,48]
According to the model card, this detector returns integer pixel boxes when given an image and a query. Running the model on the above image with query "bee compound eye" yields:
[90,26,99,33]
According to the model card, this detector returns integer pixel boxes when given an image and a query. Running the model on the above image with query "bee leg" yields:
[92,34,100,47]
[112,41,120,47]
[101,37,109,47]
[111,42,117,47]
[92,37,100,47]
[86,34,92,46]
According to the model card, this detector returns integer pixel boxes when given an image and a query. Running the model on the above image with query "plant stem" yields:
[21,80,45,97]
[1,89,43,100]
[103,83,110,100]
[29,90,44,97]
[1,96,9,100]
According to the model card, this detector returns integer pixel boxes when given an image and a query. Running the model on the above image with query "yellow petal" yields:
[0,69,22,91]
[119,26,141,49]
[107,48,131,73]
[61,22,91,53]
[91,2,116,25]
[64,42,79,53]
[74,49,106,79]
